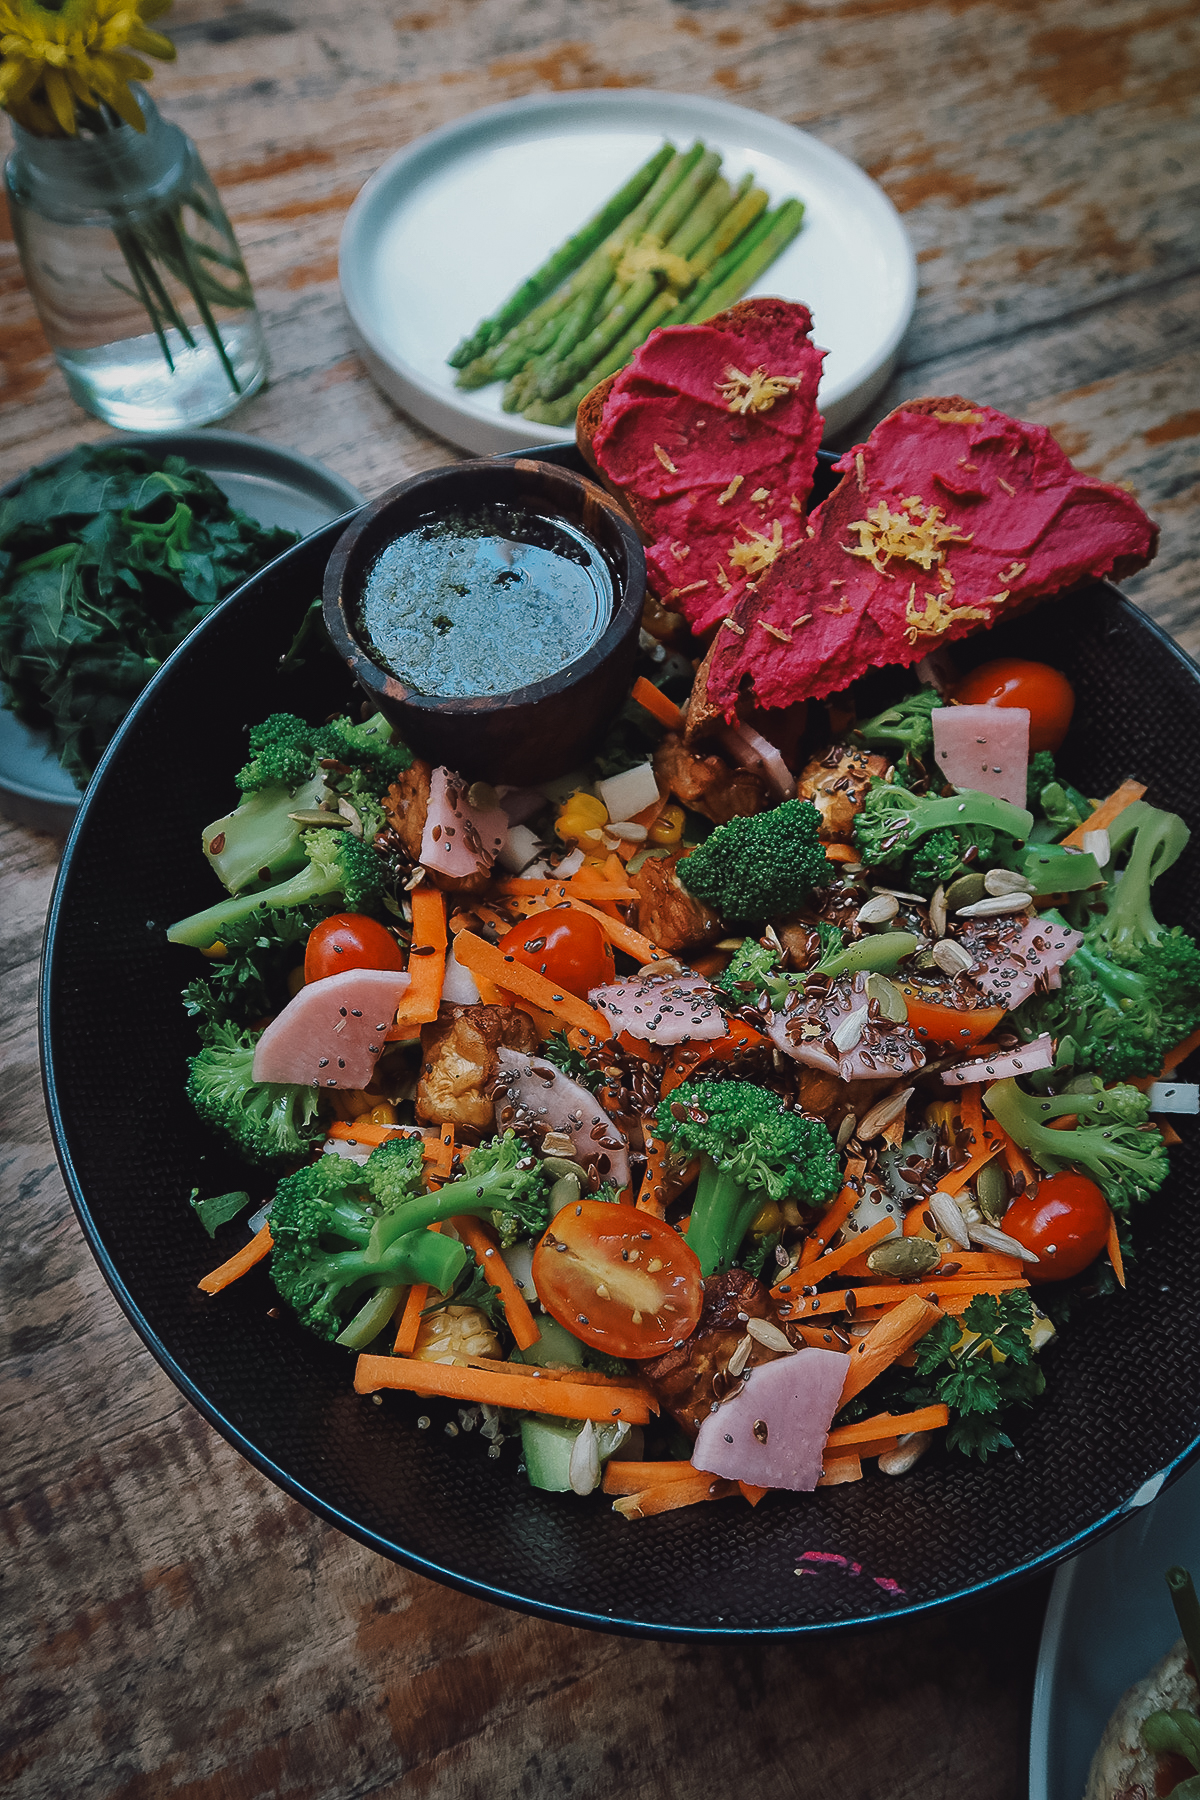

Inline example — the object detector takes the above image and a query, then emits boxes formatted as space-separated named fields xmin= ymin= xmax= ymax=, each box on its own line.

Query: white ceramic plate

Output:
xmin=1030 ymin=1458 xmax=1200 ymax=1800
xmin=340 ymin=90 xmax=916 ymax=455
xmin=0 ymin=431 xmax=362 ymax=835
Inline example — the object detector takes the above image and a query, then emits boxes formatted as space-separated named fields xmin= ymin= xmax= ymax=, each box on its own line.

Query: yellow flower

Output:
xmin=0 ymin=0 xmax=175 ymax=137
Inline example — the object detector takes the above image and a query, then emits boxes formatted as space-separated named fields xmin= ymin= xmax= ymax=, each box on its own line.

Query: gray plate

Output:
xmin=0 ymin=430 xmax=364 ymax=835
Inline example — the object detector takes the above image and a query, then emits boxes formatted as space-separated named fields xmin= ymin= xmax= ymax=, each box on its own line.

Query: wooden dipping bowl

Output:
xmin=322 ymin=457 xmax=645 ymax=784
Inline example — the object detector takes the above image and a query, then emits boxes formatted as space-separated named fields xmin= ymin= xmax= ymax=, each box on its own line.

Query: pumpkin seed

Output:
xmin=467 ymin=781 xmax=499 ymax=812
xmin=543 ymin=1156 xmax=589 ymax=1183
xmin=866 ymin=972 xmax=909 ymax=1022
xmin=866 ymin=1235 xmax=940 ymax=1278
xmin=975 ymin=1158 xmax=1010 ymax=1223
xmin=945 ymin=872 xmax=986 ymax=912
xmin=548 ymin=1174 xmax=583 ymax=1212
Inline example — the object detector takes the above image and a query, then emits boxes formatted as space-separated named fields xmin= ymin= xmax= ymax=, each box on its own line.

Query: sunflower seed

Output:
xmin=968 ymin=1221 xmax=1039 ymax=1262
xmin=929 ymin=885 xmax=948 ymax=938
xmin=288 ymin=809 xmax=349 ymax=828
xmin=879 ymin=1431 xmax=932 ymax=1476
xmin=856 ymin=1086 xmax=914 ymax=1141
xmin=955 ymin=893 xmax=1034 ymax=917
xmin=871 ymin=886 xmax=925 ymax=902
xmin=984 ymin=867 xmax=1035 ymax=896
xmin=746 ymin=1317 xmax=796 ymax=1354
xmin=833 ymin=1005 xmax=870 ymax=1052
xmin=1082 ymin=828 xmax=1111 ymax=867
xmin=637 ymin=956 xmax=682 ymax=978
xmin=611 ymin=821 xmax=647 ymax=841
xmin=337 ymin=798 xmax=365 ymax=838
xmin=568 ymin=1419 xmax=601 ymax=1495
xmin=928 ymin=1189 xmax=972 ymax=1249
xmin=856 ymin=893 xmax=899 ymax=926
xmin=727 ymin=1333 xmax=754 ymax=1378
xmin=931 ymin=938 xmax=975 ymax=976
xmin=835 ymin=1114 xmax=858 ymax=1151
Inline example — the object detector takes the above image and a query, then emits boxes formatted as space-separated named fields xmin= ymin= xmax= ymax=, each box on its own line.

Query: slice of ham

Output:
xmin=952 ymin=914 xmax=1083 ymax=1010
xmin=766 ymin=971 xmax=926 ymax=1082
xmin=251 ymin=968 xmax=410 ymax=1089
xmin=691 ymin=1346 xmax=849 ymax=1491
xmin=931 ymin=704 xmax=1030 ymax=808
xmin=493 ymin=1048 xmax=630 ymax=1187
xmin=942 ymin=1033 xmax=1056 ymax=1085
xmin=420 ymin=766 xmax=509 ymax=881
xmin=588 ymin=972 xmax=727 ymax=1046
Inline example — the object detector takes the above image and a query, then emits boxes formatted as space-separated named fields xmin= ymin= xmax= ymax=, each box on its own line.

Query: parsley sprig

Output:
xmin=909 ymin=1291 xmax=1046 ymax=1460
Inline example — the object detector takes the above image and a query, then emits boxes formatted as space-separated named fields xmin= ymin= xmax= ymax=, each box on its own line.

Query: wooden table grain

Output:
xmin=2 ymin=1 xmax=1197 ymax=1794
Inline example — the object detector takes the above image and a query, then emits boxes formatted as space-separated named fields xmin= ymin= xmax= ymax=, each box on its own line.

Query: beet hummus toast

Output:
xmin=172 ymin=298 xmax=1193 ymax=1524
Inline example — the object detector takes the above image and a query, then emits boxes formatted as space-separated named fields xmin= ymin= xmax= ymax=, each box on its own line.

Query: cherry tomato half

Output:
xmin=496 ymin=909 xmax=615 ymax=1000
xmin=532 ymin=1198 xmax=703 ymax=1359
xmin=305 ymin=912 xmax=406 ymax=983
xmin=898 ymin=983 xmax=1007 ymax=1045
xmin=1000 ymin=1171 xmax=1111 ymax=1283
xmin=951 ymin=658 xmax=1075 ymax=753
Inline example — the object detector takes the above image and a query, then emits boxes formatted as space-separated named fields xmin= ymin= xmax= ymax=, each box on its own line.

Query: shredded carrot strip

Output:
xmin=492 ymin=874 xmax=637 ymax=902
xmin=1162 ymin=1026 xmax=1200 ymax=1074
xmin=1106 ymin=1214 xmax=1126 ymax=1289
xmin=823 ymin=842 xmax=860 ymax=863
xmin=564 ymin=896 xmax=666 ymax=966
xmin=390 ymin=886 xmax=446 ymax=1029
xmin=353 ymin=1355 xmax=653 ymax=1422
xmin=818 ymin=1455 xmax=862 ymax=1485
xmin=791 ymin=1323 xmax=850 ymax=1350
xmin=995 ymin=1126 xmax=1038 ymax=1189
xmin=825 ymin=1405 xmax=949 ymax=1449
xmin=631 ymin=676 xmax=684 ymax=732
xmin=327 ymin=1121 xmax=436 ymax=1151
xmin=615 ymin=794 xmax=670 ymax=860
xmin=603 ymin=1460 xmax=696 ymax=1494
xmin=612 ymin=1475 xmax=738 ymax=1518
xmin=836 ymin=1293 xmax=944 ymax=1405
xmin=392 ymin=1221 xmax=442 ymax=1356
xmin=458 ymin=1358 xmax=655 ymax=1399
xmin=198 ymin=1222 xmax=273 ymax=1295
xmin=789 ymin=1216 xmax=896 ymax=1289
xmin=799 ymin=1178 xmax=864 ymax=1266
xmin=1059 ymin=778 xmax=1147 ymax=848
xmin=452 ymin=1216 xmax=541 ymax=1351
xmin=940 ymin=1087 xmax=1004 ymax=1195
xmin=779 ymin=1277 xmax=1026 ymax=1320
xmin=453 ymin=931 xmax=612 ymax=1036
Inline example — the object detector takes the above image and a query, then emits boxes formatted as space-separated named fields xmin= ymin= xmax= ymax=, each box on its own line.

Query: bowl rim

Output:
xmin=37 ymin=496 xmax=1200 ymax=1640
xmin=322 ymin=455 xmax=645 ymax=720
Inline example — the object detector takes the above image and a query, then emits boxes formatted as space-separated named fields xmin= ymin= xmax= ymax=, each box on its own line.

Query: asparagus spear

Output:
xmin=535 ymin=148 xmax=726 ymax=401
xmin=674 ymin=203 xmax=780 ymax=324
xmin=688 ymin=197 xmax=805 ymax=321
xmin=454 ymin=143 xmax=702 ymax=389
xmin=447 ymin=141 xmax=675 ymax=367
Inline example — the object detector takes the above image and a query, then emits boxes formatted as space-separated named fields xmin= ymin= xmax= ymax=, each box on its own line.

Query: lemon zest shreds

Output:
xmin=932 ymin=408 xmax=983 ymax=424
xmin=903 ymin=581 xmax=992 ymax=645
xmin=728 ymin=518 xmax=784 ymax=578
xmin=716 ymin=475 xmax=743 ymax=506
xmin=0 ymin=0 xmax=176 ymax=136
xmin=842 ymin=496 xmax=973 ymax=578
xmin=617 ymin=235 xmax=694 ymax=290
xmin=717 ymin=364 xmax=806 ymax=416
xmin=653 ymin=443 xmax=678 ymax=474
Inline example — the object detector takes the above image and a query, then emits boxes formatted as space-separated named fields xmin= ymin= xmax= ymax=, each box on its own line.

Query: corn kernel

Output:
xmin=750 ymin=1200 xmax=784 ymax=1237
xmin=556 ymin=791 xmax=608 ymax=842
xmin=649 ymin=804 xmax=686 ymax=846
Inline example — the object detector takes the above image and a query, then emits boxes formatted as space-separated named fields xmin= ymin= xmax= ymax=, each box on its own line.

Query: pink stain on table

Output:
xmin=794 ymin=1550 xmax=906 ymax=1599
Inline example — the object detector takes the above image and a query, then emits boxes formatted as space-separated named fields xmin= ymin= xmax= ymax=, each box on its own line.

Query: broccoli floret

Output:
xmin=267 ymin=1153 xmax=467 ymax=1342
xmin=855 ymin=688 xmax=942 ymax=760
xmin=182 ymin=902 xmax=333 ymax=1034
xmin=1025 ymin=750 xmax=1091 ymax=834
xmin=360 ymin=1131 xmax=427 ymax=1211
xmin=853 ymin=781 xmax=1031 ymax=894
xmin=185 ymin=1020 xmax=325 ymax=1165
xmin=167 ymin=826 xmax=385 ymax=948
xmin=677 ymin=799 xmax=830 ymax=926
xmin=717 ymin=926 xmax=919 ymax=1009
xmin=654 ymin=1079 xmax=840 ymax=1274
xmin=984 ymin=1075 xmax=1169 ymax=1217
xmin=236 ymin=710 xmax=409 ymax=795
xmin=1013 ymin=802 xmax=1200 ymax=1080
xmin=202 ymin=770 xmax=329 ymax=896
xmin=359 ymin=1130 xmax=553 ymax=1255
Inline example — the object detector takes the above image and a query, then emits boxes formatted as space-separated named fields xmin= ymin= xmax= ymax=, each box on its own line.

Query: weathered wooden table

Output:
xmin=2 ymin=1 xmax=1197 ymax=1793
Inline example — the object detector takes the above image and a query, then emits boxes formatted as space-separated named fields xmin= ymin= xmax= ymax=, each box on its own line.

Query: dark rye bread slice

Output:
xmin=700 ymin=392 xmax=1159 ymax=717
xmin=574 ymin=298 xmax=826 ymax=631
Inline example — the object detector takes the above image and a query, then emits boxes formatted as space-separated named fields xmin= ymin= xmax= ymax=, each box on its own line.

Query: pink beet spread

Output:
xmin=251 ymin=968 xmax=411 ymax=1090
xmin=705 ymin=399 xmax=1159 ymax=714
xmin=691 ymin=1347 xmax=848 ymax=1491
xmin=590 ymin=299 xmax=825 ymax=632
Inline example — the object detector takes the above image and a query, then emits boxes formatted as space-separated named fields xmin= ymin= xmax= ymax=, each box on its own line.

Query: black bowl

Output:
xmin=322 ymin=457 xmax=645 ymax=785
xmin=40 ymin=447 xmax=1200 ymax=1638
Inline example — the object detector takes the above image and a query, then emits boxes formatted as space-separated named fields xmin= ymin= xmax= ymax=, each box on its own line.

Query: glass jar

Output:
xmin=5 ymin=90 xmax=267 ymax=430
